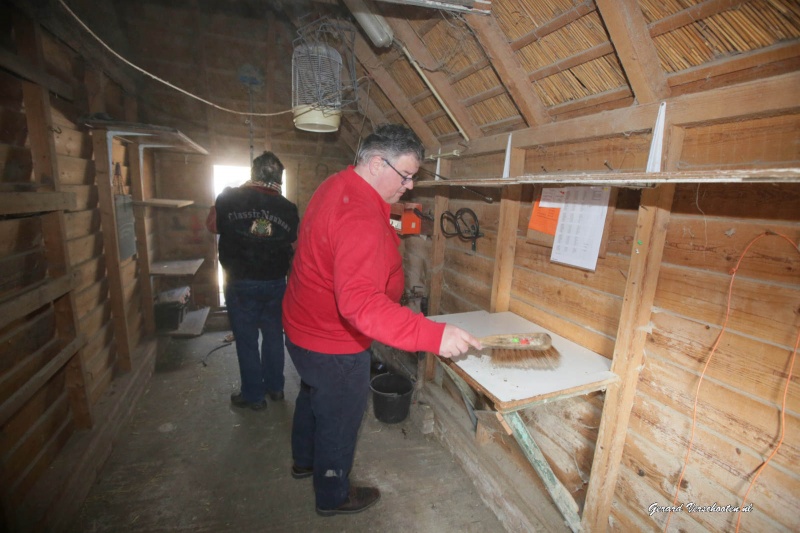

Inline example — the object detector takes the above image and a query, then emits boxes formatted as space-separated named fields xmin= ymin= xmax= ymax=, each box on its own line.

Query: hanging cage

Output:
xmin=291 ymin=17 xmax=359 ymax=133
xmin=292 ymin=43 xmax=342 ymax=132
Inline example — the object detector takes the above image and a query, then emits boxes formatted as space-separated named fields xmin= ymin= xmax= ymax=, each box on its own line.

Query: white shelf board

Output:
xmin=428 ymin=310 xmax=616 ymax=409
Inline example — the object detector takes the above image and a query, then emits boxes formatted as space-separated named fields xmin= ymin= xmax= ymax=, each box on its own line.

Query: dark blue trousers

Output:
xmin=225 ymin=278 xmax=286 ymax=403
xmin=285 ymin=337 xmax=371 ymax=509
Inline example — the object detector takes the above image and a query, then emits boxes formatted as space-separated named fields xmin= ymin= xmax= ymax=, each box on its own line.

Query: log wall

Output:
xmin=407 ymin=106 xmax=799 ymax=531
xmin=0 ymin=9 xmax=157 ymax=532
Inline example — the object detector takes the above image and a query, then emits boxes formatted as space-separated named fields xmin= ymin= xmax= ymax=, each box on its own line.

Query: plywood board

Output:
xmin=427 ymin=311 xmax=616 ymax=410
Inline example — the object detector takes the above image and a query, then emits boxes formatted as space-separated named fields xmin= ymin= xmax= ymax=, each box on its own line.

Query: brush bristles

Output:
xmin=489 ymin=346 xmax=561 ymax=370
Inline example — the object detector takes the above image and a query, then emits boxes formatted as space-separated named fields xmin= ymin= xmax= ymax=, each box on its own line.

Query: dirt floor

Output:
xmin=70 ymin=333 xmax=506 ymax=533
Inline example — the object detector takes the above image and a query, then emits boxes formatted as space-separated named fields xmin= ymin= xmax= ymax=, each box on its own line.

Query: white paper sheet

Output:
xmin=539 ymin=187 xmax=568 ymax=208
xmin=549 ymin=186 xmax=611 ymax=271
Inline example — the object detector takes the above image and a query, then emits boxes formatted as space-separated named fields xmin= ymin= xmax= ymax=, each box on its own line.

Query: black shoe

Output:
xmin=316 ymin=486 xmax=381 ymax=516
xmin=268 ymin=391 xmax=285 ymax=401
xmin=291 ymin=464 xmax=313 ymax=479
xmin=230 ymin=393 xmax=267 ymax=411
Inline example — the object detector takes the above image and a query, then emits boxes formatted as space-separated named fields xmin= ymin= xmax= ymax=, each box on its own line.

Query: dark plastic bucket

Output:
xmin=370 ymin=373 xmax=413 ymax=424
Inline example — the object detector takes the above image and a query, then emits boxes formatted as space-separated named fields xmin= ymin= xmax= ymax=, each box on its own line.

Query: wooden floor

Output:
xmin=70 ymin=333 xmax=505 ymax=532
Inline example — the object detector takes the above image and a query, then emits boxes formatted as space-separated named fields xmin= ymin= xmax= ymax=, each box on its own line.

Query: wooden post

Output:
xmin=129 ymin=143 xmax=156 ymax=335
xmin=491 ymin=146 xmax=524 ymax=312
xmin=15 ymin=13 xmax=93 ymax=428
xmin=425 ymin=157 xmax=451 ymax=381
xmin=581 ymin=126 xmax=684 ymax=531
xmin=89 ymin=119 xmax=134 ymax=371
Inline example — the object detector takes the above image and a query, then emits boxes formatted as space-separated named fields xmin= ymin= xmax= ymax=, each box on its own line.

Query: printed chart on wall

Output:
xmin=549 ymin=186 xmax=611 ymax=271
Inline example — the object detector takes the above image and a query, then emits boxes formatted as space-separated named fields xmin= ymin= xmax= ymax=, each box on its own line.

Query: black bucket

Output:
xmin=370 ymin=373 xmax=413 ymax=424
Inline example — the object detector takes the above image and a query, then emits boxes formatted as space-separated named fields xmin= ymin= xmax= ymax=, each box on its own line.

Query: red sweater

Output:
xmin=282 ymin=166 xmax=444 ymax=355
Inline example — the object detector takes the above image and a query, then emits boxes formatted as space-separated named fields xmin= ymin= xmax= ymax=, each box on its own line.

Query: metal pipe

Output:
xmin=400 ymin=44 xmax=469 ymax=143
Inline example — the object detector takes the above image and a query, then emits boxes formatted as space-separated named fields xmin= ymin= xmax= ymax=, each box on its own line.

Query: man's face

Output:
xmin=376 ymin=154 xmax=419 ymax=204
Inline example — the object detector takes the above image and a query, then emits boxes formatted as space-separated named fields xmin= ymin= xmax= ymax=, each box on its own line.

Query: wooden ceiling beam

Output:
xmin=510 ymin=0 xmax=596 ymax=51
xmin=667 ymin=40 xmax=800 ymax=88
xmin=417 ymin=18 xmax=441 ymax=37
xmin=595 ymin=0 xmax=670 ymax=104
xmin=357 ymin=83 xmax=389 ymax=126
xmin=548 ymin=86 xmax=632 ymax=116
xmin=385 ymin=16 xmax=483 ymax=140
xmin=466 ymin=13 xmax=551 ymax=126
xmin=449 ymin=58 xmax=490 ymax=83
xmin=353 ymin=33 xmax=441 ymax=150
xmin=446 ymin=70 xmax=800 ymax=156
xmin=648 ymin=0 xmax=750 ymax=37
xmin=529 ymin=42 xmax=613 ymax=81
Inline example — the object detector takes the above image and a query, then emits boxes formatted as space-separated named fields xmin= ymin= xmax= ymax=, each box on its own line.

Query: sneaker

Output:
xmin=316 ymin=486 xmax=381 ymax=516
xmin=268 ymin=391 xmax=285 ymax=401
xmin=230 ymin=393 xmax=267 ymax=411
xmin=291 ymin=464 xmax=313 ymax=479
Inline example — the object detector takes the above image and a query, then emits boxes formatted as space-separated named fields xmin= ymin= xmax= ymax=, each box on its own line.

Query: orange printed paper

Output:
xmin=528 ymin=198 xmax=560 ymax=235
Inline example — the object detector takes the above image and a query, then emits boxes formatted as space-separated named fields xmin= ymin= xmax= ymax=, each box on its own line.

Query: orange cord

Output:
xmin=664 ymin=231 xmax=800 ymax=532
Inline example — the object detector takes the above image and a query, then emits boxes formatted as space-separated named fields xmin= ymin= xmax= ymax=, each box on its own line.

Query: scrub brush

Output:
xmin=479 ymin=333 xmax=560 ymax=370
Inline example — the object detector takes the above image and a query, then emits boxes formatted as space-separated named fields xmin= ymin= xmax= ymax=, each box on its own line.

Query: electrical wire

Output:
xmin=664 ymin=231 xmax=799 ymax=533
xmin=201 ymin=341 xmax=233 ymax=367
xmin=58 ymin=0 xmax=295 ymax=118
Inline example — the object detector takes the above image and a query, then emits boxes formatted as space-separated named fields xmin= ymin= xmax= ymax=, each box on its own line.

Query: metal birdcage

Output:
xmin=291 ymin=17 xmax=358 ymax=133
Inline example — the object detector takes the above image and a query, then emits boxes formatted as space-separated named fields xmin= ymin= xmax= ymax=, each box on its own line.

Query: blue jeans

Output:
xmin=224 ymin=278 xmax=286 ymax=403
xmin=285 ymin=337 xmax=371 ymax=509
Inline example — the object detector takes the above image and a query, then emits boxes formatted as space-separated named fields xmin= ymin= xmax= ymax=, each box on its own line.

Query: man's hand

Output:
xmin=437 ymin=323 xmax=482 ymax=358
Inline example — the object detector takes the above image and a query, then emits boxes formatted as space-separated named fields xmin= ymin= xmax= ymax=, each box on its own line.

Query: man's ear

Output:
xmin=369 ymin=155 xmax=382 ymax=176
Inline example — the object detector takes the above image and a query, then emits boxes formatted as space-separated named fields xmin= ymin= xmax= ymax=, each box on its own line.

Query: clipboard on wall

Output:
xmin=526 ymin=185 xmax=618 ymax=259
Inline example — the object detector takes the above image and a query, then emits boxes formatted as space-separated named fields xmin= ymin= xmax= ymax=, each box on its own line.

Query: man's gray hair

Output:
xmin=356 ymin=124 xmax=424 ymax=165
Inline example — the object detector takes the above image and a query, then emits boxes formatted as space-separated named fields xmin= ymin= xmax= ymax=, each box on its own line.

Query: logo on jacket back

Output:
xmin=250 ymin=218 xmax=273 ymax=237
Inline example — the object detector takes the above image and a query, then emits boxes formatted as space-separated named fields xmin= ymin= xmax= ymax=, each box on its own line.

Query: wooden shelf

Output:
xmin=82 ymin=120 xmax=208 ymax=155
xmin=150 ymin=259 xmax=204 ymax=277
xmin=132 ymin=199 xmax=194 ymax=208
xmin=414 ymin=167 xmax=800 ymax=189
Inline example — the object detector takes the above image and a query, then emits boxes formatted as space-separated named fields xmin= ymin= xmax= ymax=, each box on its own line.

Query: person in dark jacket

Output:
xmin=207 ymin=151 xmax=299 ymax=410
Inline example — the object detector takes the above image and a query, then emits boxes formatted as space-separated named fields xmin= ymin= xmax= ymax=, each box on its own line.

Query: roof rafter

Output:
xmin=385 ymin=16 xmax=483 ymax=140
xmin=353 ymin=33 xmax=441 ymax=150
xmin=509 ymin=0 xmax=596 ymax=51
xmin=595 ymin=0 xmax=670 ymax=103
xmin=466 ymin=12 xmax=551 ymax=127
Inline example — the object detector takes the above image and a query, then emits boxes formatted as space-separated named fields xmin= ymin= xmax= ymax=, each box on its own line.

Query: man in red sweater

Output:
xmin=282 ymin=124 xmax=481 ymax=516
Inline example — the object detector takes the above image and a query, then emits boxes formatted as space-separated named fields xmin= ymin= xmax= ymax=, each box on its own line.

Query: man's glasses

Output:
xmin=382 ymin=158 xmax=417 ymax=185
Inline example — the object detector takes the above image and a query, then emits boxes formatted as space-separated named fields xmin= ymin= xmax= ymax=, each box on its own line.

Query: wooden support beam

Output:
xmin=0 ymin=334 xmax=87 ymax=427
xmin=0 ymin=46 xmax=74 ymax=100
xmin=529 ymin=42 xmax=613 ymax=82
xmin=509 ymin=0 xmax=596 ymax=51
xmin=504 ymin=411 xmax=582 ymax=533
xmin=595 ymin=0 xmax=670 ymax=104
xmin=445 ymin=71 xmax=800 ymax=157
xmin=648 ymin=0 xmax=750 ymax=37
xmin=386 ymin=17 xmax=483 ymax=141
xmin=426 ymin=176 xmax=450 ymax=381
xmin=129 ymin=143 xmax=156 ymax=335
xmin=90 ymin=126 xmax=134 ymax=372
xmin=466 ymin=13 xmax=552 ymax=127
xmin=581 ymin=121 xmax=685 ymax=532
xmin=667 ymin=40 xmax=800 ymax=89
xmin=0 ymin=274 xmax=79 ymax=331
xmin=353 ymin=33 xmax=440 ymax=150
xmin=15 ymin=11 xmax=92 ymax=429
xmin=490 ymin=183 xmax=521 ymax=313
xmin=357 ymin=84 xmax=389 ymax=126
xmin=581 ymin=183 xmax=677 ymax=532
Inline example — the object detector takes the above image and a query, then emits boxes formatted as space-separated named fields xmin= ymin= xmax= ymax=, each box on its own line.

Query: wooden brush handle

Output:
xmin=478 ymin=333 xmax=552 ymax=350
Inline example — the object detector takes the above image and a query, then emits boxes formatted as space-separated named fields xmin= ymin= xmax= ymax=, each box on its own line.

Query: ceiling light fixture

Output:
xmin=342 ymin=0 xmax=394 ymax=48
